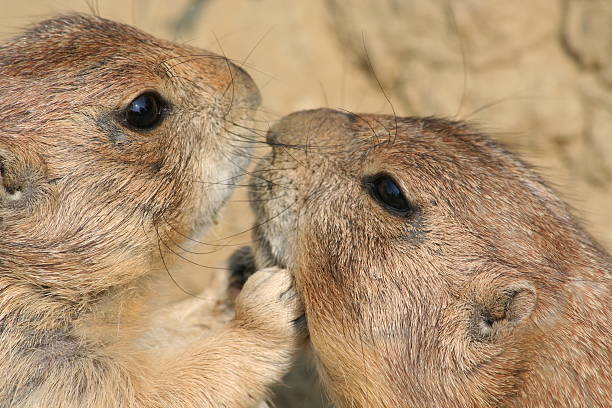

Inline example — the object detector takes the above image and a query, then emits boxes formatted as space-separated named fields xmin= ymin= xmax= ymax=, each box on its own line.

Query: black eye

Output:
xmin=125 ymin=92 xmax=163 ymax=130
xmin=365 ymin=174 xmax=413 ymax=215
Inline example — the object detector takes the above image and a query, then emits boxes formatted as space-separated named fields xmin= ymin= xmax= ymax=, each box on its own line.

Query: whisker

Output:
xmin=444 ymin=0 xmax=469 ymax=120
xmin=160 ymin=225 xmax=239 ymax=256
xmin=158 ymin=227 xmax=232 ymax=271
xmin=161 ymin=213 xmax=243 ymax=248
xmin=241 ymin=27 xmax=273 ymax=68
xmin=154 ymin=222 xmax=207 ymax=298
xmin=361 ymin=33 xmax=399 ymax=144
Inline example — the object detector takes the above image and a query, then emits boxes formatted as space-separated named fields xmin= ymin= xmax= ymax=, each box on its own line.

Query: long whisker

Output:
xmin=444 ymin=0 xmax=469 ymax=120
xmin=361 ymin=33 xmax=399 ymax=144
xmin=154 ymin=222 xmax=208 ymax=298
xmin=158 ymin=226 xmax=232 ymax=271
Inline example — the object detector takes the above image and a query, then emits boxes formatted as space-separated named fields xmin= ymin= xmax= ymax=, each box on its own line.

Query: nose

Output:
xmin=195 ymin=53 xmax=261 ymax=110
xmin=265 ymin=108 xmax=346 ymax=146
xmin=229 ymin=62 xmax=261 ymax=109
xmin=265 ymin=128 xmax=281 ymax=145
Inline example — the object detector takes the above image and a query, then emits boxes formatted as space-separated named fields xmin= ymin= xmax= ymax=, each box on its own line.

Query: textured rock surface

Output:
xmin=1 ymin=1 xmax=610 ymax=406
xmin=325 ymin=0 xmax=612 ymax=248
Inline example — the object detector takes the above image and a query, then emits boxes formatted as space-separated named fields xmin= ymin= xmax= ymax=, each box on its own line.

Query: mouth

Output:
xmin=247 ymin=144 xmax=297 ymax=271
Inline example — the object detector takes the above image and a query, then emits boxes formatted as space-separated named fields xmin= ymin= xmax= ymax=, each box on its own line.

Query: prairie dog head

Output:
xmin=250 ymin=108 xmax=610 ymax=407
xmin=0 ymin=15 xmax=260 ymax=303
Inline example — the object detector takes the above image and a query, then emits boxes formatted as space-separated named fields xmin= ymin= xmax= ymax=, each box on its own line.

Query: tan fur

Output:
xmin=0 ymin=15 xmax=303 ymax=407
xmin=250 ymin=108 xmax=611 ymax=407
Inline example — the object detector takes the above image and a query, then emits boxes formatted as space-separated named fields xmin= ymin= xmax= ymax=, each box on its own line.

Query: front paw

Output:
xmin=234 ymin=268 xmax=305 ymax=342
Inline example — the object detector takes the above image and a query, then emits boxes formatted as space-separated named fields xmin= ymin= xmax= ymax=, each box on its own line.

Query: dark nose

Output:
xmin=266 ymin=129 xmax=281 ymax=145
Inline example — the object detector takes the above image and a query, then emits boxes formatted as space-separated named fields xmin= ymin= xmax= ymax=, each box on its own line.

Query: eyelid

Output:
xmin=118 ymin=88 xmax=161 ymax=109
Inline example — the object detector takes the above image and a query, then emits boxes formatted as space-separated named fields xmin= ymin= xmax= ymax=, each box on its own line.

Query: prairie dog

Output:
xmin=0 ymin=14 xmax=303 ymax=407
xmin=250 ymin=108 xmax=611 ymax=407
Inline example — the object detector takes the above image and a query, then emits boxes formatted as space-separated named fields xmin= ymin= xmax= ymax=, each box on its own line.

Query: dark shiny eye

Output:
xmin=365 ymin=174 xmax=413 ymax=215
xmin=125 ymin=92 xmax=163 ymax=130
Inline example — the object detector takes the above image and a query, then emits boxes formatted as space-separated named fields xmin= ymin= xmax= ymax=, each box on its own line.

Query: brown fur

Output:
xmin=250 ymin=108 xmax=611 ymax=407
xmin=0 ymin=15 xmax=303 ymax=407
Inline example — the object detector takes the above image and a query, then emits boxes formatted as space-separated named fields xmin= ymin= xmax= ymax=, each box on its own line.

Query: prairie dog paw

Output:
xmin=234 ymin=268 xmax=305 ymax=340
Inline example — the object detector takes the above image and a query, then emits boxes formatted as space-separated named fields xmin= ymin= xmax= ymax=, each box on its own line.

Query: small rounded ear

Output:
xmin=0 ymin=153 xmax=24 ymax=202
xmin=0 ymin=147 xmax=44 ymax=209
xmin=470 ymin=281 xmax=537 ymax=342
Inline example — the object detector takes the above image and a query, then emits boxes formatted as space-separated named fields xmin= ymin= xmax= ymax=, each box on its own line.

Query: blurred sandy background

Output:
xmin=1 ymin=1 xmax=611 ymax=406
